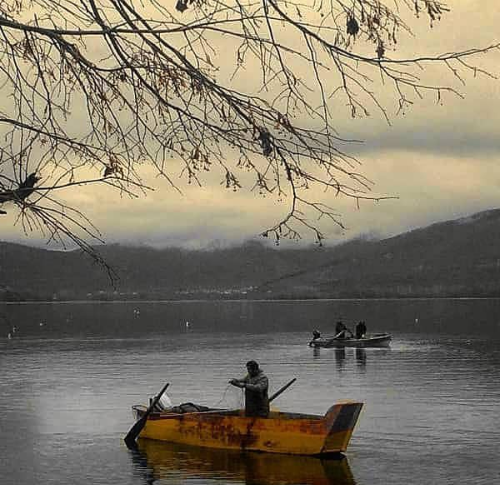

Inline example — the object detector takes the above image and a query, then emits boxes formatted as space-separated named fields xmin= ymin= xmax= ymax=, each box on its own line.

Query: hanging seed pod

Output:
xmin=257 ymin=129 xmax=273 ymax=157
xmin=346 ymin=16 xmax=359 ymax=36
xmin=376 ymin=41 xmax=385 ymax=59
xmin=175 ymin=0 xmax=188 ymax=12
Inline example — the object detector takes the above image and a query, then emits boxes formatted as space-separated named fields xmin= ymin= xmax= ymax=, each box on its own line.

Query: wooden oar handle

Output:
xmin=145 ymin=382 xmax=170 ymax=417
xmin=124 ymin=382 xmax=170 ymax=446
xmin=269 ymin=378 xmax=297 ymax=403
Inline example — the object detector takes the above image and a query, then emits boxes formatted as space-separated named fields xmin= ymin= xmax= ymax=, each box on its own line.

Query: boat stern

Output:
xmin=320 ymin=401 xmax=363 ymax=454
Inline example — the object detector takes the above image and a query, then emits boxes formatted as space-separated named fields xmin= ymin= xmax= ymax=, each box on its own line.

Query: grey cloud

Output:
xmin=351 ymin=126 xmax=500 ymax=157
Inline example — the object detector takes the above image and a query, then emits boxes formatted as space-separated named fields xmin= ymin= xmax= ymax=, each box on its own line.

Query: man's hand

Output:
xmin=229 ymin=379 xmax=244 ymax=388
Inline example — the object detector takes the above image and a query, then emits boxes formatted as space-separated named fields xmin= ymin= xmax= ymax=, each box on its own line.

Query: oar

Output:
xmin=269 ymin=378 xmax=297 ymax=403
xmin=124 ymin=382 xmax=169 ymax=446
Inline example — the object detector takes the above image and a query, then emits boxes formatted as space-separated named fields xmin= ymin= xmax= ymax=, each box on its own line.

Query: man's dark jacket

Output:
xmin=242 ymin=370 xmax=269 ymax=417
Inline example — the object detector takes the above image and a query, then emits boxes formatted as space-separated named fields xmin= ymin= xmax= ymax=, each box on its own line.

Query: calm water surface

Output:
xmin=1 ymin=299 xmax=499 ymax=485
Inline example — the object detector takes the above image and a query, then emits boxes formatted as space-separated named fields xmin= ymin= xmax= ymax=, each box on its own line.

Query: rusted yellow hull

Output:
xmin=134 ymin=402 xmax=363 ymax=456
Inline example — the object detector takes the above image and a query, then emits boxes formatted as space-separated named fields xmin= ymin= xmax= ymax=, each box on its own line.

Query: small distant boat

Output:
xmin=309 ymin=333 xmax=392 ymax=348
xmin=131 ymin=401 xmax=363 ymax=456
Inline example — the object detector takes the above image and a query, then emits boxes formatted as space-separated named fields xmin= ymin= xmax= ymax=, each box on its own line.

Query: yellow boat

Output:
xmin=131 ymin=401 xmax=363 ymax=456
xmin=130 ymin=439 xmax=356 ymax=485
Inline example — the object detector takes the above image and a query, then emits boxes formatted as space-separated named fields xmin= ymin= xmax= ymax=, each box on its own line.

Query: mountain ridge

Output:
xmin=2 ymin=208 xmax=500 ymax=300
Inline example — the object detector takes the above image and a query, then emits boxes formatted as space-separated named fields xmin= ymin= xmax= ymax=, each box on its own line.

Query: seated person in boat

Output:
xmin=229 ymin=360 xmax=270 ymax=418
xmin=308 ymin=329 xmax=322 ymax=347
xmin=355 ymin=321 xmax=367 ymax=339
xmin=335 ymin=321 xmax=353 ymax=339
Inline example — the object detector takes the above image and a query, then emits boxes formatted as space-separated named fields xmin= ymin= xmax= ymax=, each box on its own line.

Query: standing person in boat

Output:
xmin=229 ymin=360 xmax=270 ymax=417
xmin=335 ymin=320 xmax=353 ymax=339
xmin=355 ymin=321 xmax=367 ymax=339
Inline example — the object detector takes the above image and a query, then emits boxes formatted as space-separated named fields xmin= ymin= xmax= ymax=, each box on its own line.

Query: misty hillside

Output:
xmin=264 ymin=209 xmax=500 ymax=298
xmin=2 ymin=208 xmax=500 ymax=300
xmin=0 ymin=240 xmax=331 ymax=300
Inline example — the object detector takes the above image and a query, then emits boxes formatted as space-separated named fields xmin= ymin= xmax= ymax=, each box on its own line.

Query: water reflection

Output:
xmin=312 ymin=345 xmax=394 ymax=373
xmin=355 ymin=348 xmax=367 ymax=370
xmin=335 ymin=348 xmax=346 ymax=371
xmin=129 ymin=439 xmax=356 ymax=485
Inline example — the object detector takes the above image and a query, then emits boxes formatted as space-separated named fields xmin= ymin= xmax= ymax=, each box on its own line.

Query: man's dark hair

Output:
xmin=246 ymin=360 xmax=259 ymax=369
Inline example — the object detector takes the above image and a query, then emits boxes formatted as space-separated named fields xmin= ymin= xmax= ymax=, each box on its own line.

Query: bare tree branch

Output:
xmin=0 ymin=0 xmax=498 ymax=263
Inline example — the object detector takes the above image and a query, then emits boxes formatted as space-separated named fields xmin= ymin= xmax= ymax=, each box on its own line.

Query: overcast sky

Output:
xmin=2 ymin=1 xmax=500 ymax=250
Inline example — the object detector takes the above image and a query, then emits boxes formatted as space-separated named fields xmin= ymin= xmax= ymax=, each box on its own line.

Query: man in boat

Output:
xmin=308 ymin=329 xmax=322 ymax=347
xmin=229 ymin=360 xmax=270 ymax=418
xmin=335 ymin=320 xmax=353 ymax=339
xmin=355 ymin=321 xmax=367 ymax=339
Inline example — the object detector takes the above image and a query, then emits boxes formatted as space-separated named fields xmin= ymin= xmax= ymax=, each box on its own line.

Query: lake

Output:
xmin=1 ymin=299 xmax=499 ymax=484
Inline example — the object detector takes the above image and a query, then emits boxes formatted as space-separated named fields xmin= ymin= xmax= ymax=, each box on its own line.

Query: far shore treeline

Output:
xmin=2 ymin=209 xmax=500 ymax=302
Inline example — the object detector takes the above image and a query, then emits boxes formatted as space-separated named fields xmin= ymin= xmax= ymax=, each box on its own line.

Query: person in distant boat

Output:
xmin=355 ymin=321 xmax=367 ymax=339
xmin=335 ymin=321 xmax=353 ymax=339
xmin=229 ymin=360 xmax=270 ymax=417
xmin=309 ymin=329 xmax=322 ymax=347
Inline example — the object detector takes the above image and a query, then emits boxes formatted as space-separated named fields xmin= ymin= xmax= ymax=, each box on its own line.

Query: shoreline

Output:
xmin=2 ymin=296 xmax=500 ymax=305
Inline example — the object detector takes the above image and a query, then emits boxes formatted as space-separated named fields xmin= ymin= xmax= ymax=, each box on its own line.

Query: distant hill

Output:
xmin=0 ymin=239 xmax=330 ymax=300
xmin=263 ymin=209 xmax=500 ymax=298
xmin=2 ymin=208 xmax=500 ymax=300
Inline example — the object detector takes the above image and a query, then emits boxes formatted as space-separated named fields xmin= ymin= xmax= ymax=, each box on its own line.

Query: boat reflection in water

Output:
xmin=335 ymin=348 xmax=346 ymax=371
xmin=129 ymin=439 xmax=356 ymax=485
xmin=315 ymin=346 xmax=391 ymax=373
xmin=355 ymin=348 xmax=367 ymax=369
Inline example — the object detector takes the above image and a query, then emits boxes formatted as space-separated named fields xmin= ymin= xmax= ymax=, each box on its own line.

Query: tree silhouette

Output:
xmin=0 ymin=0 xmax=498 ymax=264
